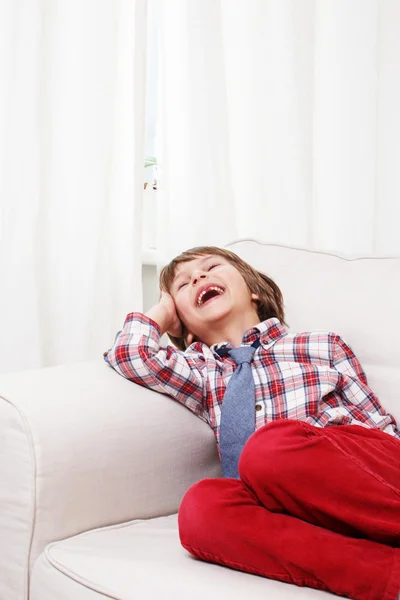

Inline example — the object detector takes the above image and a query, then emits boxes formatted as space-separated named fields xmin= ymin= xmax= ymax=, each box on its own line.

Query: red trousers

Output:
xmin=178 ymin=420 xmax=400 ymax=600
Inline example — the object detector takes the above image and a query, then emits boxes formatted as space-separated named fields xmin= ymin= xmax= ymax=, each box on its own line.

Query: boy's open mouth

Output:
xmin=196 ymin=285 xmax=225 ymax=308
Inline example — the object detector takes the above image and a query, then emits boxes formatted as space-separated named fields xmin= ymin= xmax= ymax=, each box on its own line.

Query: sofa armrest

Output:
xmin=0 ymin=359 xmax=221 ymax=600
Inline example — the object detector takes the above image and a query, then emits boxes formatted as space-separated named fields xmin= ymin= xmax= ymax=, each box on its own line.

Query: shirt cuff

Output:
xmin=123 ymin=312 xmax=162 ymax=338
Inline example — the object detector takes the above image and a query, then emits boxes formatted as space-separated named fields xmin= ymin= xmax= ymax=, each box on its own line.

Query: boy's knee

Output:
xmin=239 ymin=419 xmax=312 ymax=486
xmin=178 ymin=479 xmax=221 ymax=550
xmin=178 ymin=477 xmax=244 ymax=554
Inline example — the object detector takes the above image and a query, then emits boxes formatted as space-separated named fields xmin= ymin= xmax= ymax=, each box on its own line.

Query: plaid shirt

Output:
xmin=103 ymin=313 xmax=400 ymax=454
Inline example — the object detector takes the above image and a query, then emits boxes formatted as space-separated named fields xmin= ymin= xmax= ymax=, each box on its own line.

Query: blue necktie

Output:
xmin=216 ymin=338 xmax=260 ymax=479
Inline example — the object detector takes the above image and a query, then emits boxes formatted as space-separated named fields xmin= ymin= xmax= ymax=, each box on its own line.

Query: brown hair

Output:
xmin=159 ymin=246 xmax=287 ymax=350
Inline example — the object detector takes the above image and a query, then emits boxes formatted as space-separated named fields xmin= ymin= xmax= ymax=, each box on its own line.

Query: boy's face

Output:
xmin=170 ymin=254 xmax=259 ymax=344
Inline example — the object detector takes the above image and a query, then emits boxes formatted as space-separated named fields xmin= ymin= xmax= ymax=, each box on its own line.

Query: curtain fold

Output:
xmin=156 ymin=0 xmax=400 ymax=264
xmin=0 ymin=0 xmax=147 ymax=374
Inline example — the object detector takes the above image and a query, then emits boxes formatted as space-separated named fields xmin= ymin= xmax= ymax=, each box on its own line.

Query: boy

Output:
xmin=104 ymin=246 xmax=400 ymax=600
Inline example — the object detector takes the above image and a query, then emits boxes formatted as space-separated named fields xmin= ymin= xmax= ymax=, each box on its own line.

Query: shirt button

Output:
xmin=255 ymin=404 xmax=262 ymax=411
xmin=103 ymin=351 xmax=108 ymax=357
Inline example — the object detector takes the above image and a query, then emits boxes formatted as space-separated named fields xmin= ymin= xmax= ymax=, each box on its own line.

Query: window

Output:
xmin=143 ymin=2 xmax=161 ymax=263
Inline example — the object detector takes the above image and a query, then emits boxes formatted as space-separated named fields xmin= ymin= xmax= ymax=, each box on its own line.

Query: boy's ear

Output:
xmin=181 ymin=322 xmax=196 ymax=346
xmin=186 ymin=332 xmax=195 ymax=346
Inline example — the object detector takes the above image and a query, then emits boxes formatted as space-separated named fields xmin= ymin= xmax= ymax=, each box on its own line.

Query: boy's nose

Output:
xmin=192 ymin=273 xmax=207 ymax=285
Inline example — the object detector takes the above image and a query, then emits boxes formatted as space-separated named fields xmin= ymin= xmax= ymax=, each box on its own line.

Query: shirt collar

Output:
xmin=210 ymin=317 xmax=288 ymax=355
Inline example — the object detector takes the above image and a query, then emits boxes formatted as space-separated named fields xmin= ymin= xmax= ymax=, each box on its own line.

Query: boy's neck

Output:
xmin=202 ymin=312 xmax=261 ymax=348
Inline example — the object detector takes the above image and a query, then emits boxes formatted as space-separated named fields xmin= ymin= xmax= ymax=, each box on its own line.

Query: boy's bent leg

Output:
xmin=178 ymin=478 xmax=400 ymax=600
xmin=239 ymin=420 xmax=400 ymax=545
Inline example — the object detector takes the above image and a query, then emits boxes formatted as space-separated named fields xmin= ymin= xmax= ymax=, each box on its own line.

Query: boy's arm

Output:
xmin=330 ymin=334 xmax=369 ymax=385
xmin=103 ymin=312 xmax=207 ymax=421
xmin=330 ymin=334 xmax=398 ymax=431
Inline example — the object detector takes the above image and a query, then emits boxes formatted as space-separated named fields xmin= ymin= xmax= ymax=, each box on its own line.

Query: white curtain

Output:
xmin=155 ymin=0 xmax=400 ymax=263
xmin=0 ymin=0 xmax=147 ymax=374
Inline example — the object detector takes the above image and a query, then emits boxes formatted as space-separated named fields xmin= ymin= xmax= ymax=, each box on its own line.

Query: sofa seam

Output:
xmin=225 ymin=238 xmax=400 ymax=261
xmin=44 ymin=511 xmax=178 ymax=550
xmin=0 ymin=395 xmax=38 ymax=600
xmin=42 ymin=548 xmax=119 ymax=600
xmin=42 ymin=514 xmax=179 ymax=600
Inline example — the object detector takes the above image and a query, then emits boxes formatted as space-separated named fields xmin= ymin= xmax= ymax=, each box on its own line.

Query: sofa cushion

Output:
xmin=30 ymin=514 xmax=333 ymax=600
xmin=227 ymin=241 xmax=400 ymax=423
xmin=0 ymin=359 xmax=222 ymax=600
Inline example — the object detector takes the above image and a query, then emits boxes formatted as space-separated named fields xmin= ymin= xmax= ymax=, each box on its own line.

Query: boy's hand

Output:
xmin=145 ymin=291 xmax=195 ymax=345
xmin=159 ymin=291 xmax=183 ymax=337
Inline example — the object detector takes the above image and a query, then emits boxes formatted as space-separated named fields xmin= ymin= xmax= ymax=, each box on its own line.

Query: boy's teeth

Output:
xmin=197 ymin=286 xmax=224 ymax=306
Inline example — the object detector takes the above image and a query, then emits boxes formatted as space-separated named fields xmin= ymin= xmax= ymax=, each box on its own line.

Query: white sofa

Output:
xmin=1 ymin=240 xmax=399 ymax=600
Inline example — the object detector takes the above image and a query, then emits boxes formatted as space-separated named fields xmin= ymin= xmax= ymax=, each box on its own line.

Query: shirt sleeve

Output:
xmin=330 ymin=334 xmax=398 ymax=432
xmin=330 ymin=334 xmax=369 ymax=385
xmin=103 ymin=312 xmax=207 ymax=422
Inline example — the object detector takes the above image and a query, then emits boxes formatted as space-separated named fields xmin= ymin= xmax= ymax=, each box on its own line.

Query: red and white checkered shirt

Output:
xmin=103 ymin=313 xmax=400 ymax=454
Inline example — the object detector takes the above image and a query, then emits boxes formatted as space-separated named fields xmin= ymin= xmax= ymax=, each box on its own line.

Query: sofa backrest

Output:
xmin=227 ymin=240 xmax=400 ymax=423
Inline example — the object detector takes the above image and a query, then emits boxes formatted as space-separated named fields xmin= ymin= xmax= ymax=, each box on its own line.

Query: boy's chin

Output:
xmin=200 ymin=305 xmax=231 ymax=322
